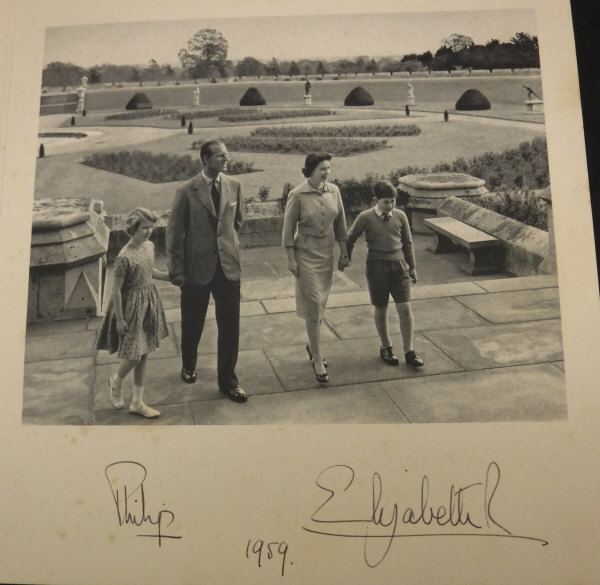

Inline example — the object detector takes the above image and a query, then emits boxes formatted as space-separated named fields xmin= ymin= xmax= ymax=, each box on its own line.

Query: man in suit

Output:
xmin=166 ymin=140 xmax=247 ymax=402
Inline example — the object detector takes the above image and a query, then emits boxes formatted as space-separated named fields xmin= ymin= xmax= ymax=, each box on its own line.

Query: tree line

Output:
xmin=42 ymin=29 xmax=539 ymax=88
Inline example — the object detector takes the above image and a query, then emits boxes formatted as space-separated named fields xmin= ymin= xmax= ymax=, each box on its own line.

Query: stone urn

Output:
xmin=28 ymin=198 xmax=110 ymax=322
xmin=397 ymin=172 xmax=488 ymax=234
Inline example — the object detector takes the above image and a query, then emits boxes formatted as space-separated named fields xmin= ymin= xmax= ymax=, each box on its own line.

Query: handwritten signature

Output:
xmin=303 ymin=462 xmax=547 ymax=567
xmin=105 ymin=461 xmax=182 ymax=546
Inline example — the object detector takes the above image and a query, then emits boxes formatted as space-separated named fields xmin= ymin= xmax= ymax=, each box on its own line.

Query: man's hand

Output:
xmin=409 ymin=268 xmax=417 ymax=284
xmin=287 ymin=258 xmax=299 ymax=277
xmin=171 ymin=275 xmax=186 ymax=287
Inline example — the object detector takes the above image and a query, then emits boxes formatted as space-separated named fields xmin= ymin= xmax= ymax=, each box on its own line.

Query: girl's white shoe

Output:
xmin=108 ymin=377 xmax=124 ymax=409
xmin=129 ymin=401 xmax=160 ymax=418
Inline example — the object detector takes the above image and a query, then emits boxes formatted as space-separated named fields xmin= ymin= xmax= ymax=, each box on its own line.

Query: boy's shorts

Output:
xmin=366 ymin=259 xmax=411 ymax=306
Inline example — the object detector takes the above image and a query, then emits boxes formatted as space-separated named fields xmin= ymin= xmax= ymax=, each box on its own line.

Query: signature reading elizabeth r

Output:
xmin=105 ymin=461 xmax=182 ymax=546
xmin=303 ymin=461 xmax=548 ymax=567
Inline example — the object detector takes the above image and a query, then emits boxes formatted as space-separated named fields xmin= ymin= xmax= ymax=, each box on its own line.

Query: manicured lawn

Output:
xmin=36 ymin=112 xmax=546 ymax=214
xmin=82 ymin=75 xmax=543 ymax=113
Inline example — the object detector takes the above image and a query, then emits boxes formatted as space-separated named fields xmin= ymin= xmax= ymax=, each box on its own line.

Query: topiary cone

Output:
xmin=344 ymin=86 xmax=374 ymax=106
xmin=455 ymin=89 xmax=491 ymax=111
xmin=125 ymin=92 xmax=153 ymax=110
xmin=240 ymin=87 xmax=266 ymax=106
xmin=188 ymin=121 xmax=194 ymax=134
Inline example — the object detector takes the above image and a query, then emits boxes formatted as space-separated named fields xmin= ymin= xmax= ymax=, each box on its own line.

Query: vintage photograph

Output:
xmin=23 ymin=9 xmax=566 ymax=426
xmin=3 ymin=1 xmax=600 ymax=584
xmin=23 ymin=10 xmax=567 ymax=425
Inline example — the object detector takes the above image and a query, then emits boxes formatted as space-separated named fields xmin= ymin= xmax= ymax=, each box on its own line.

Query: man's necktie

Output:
xmin=211 ymin=180 xmax=221 ymax=214
xmin=382 ymin=212 xmax=390 ymax=221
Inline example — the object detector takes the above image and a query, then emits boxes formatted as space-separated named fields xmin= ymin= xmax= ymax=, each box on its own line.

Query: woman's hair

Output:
xmin=125 ymin=207 xmax=158 ymax=236
xmin=302 ymin=152 xmax=332 ymax=178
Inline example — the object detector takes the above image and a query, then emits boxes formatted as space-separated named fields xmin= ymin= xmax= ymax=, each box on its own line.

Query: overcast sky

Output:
xmin=43 ymin=9 xmax=537 ymax=67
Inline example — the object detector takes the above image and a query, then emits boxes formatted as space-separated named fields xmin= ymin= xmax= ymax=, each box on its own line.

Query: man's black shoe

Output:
xmin=181 ymin=367 xmax=197 ymax=383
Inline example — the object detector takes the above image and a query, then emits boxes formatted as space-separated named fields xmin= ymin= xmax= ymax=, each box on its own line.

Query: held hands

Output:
xmin=338 ymin=255 xmax=351 ymax=272
xmin=116 ymin=319 xmax=128 ymax=336
xmin=171 ymin=275 xmax=186 ymax=287
xmin=409 ymin=268 xmax=417 ymax=284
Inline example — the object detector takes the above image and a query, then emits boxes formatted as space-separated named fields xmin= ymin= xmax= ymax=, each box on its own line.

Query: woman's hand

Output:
xmin=338 ymin=254 xmax=351 ymax=271
xmin=287 ymin=258 xmax=299 ymax=277
xmin=116 ymin=319 xmax=128 ymax=336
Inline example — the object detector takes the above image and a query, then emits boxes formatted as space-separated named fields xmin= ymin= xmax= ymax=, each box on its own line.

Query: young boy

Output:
xmin=342 ymin=180 xmax=424 ymax=368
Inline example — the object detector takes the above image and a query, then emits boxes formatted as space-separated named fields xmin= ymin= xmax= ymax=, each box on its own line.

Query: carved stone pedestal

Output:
xmin=28 ymin=198 xmax=110 ymax=322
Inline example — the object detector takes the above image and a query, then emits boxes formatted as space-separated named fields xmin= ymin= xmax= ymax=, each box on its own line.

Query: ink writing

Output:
xmin=303 ymin=462 xmax=547 ymax=567
xmin=246 ymin=538 xmax=290 ymax=576
xmin=105 ymin=461 xmax=182 ymax=546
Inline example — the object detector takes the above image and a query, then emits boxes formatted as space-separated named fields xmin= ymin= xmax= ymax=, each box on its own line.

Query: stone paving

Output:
xmin=22 ymin=237 xmax=566 ymax=426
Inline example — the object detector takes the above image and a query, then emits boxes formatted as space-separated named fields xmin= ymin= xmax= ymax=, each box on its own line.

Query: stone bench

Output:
xmin=424 ymin=216 xmax=502 ymax=275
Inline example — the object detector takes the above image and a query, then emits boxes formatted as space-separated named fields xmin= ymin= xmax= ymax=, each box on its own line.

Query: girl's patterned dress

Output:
xmin=96 ymin=240 xmax=168 ymax=359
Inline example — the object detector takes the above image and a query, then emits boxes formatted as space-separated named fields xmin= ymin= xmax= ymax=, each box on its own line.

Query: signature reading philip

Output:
xmin=303 ymin=461 xmax=547 ymax=567
xmin=105 ymin=461 xmax=182 ymax=546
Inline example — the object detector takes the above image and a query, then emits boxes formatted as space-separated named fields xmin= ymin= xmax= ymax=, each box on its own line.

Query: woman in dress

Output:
xmin=282 ymin=152 xmax=350 ymax=383
xmin=96 ymin=208 xmax=170 ymax=418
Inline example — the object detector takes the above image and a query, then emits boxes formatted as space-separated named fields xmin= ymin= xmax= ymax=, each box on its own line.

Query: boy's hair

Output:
xmin=125 ymin=207 xmax=158 ymax=236
xmin=373 ymin=180 xmax=397 ymax=200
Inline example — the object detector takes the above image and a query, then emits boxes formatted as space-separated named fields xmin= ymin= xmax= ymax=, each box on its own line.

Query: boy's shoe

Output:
xmin=380 ymin=346 xmax=399 ymax=365
xmin=405 ymin=350 xmax=424 ymax=368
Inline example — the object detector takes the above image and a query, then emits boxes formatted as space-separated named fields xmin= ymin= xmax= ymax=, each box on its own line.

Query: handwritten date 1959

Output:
xmin=246 ymin=539 xmax=290 ymax=576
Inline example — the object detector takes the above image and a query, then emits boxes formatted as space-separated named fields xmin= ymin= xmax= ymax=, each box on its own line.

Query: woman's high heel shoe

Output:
xmin=312 ymin=360 xmax=329 ymax=384
xmin=306 ymin=344 xmax=328 ymax=368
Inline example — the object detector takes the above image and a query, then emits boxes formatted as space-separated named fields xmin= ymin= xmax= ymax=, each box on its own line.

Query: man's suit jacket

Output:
xmin=166 ymin=172 xmax=244 ymax=286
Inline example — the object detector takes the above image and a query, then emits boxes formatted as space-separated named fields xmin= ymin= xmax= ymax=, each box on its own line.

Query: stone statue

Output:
xmin=523 ymin=85 xmax=542 ymax=101
xmin=193 ymin=85 xmax=200 ymax=106
xmin=407 ymin=82 xmax=415 ymax=106
xmin=76 ymin=76 xmax=88 ymax=113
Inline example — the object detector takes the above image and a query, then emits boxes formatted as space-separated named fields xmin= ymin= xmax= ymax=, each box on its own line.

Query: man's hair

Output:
xmin=302 ymin=151 xmax=333 ymax=178
xmin=200 ymin=140 xmax=224 ymax=164
xmin=373 ymin=180 xmax=397 ymax=200
xmin=125 ymin=207 xmax=158 ymax=236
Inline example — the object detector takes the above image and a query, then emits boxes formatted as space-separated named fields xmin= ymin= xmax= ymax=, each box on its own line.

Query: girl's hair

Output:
xmin=302 ymin=152 xmax=333 ymax=178
xmin=125 ymin=207 xmax=158 ymax=236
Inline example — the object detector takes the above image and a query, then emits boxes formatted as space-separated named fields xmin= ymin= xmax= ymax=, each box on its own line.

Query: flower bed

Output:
xmin=217 ymin=108 xmax=335 ymax=122
xmin=191 ymin=136 xmax=388 ymax=157
xmin=250 ymin=124 xmax=420 ymax=137
xmin=104 ymin=108 xmax=176 ymax=120
xmin=81 ymin=151 xmax=258 ymax=183
xmin=415 ymin=137 xmax=549 ymax=190
xmin=475 ymin=188 xmax=548 ymax=230
xmin=165 ymin=107 xmax=261 ymax=120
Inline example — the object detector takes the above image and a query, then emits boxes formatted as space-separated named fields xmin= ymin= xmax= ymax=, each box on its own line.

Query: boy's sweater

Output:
xmin=346 ymin=207 xmax=415 ymax=268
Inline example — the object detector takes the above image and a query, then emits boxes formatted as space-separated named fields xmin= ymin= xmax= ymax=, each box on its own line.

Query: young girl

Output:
xmin=96 ymin=207 xmax=170 ymax=418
